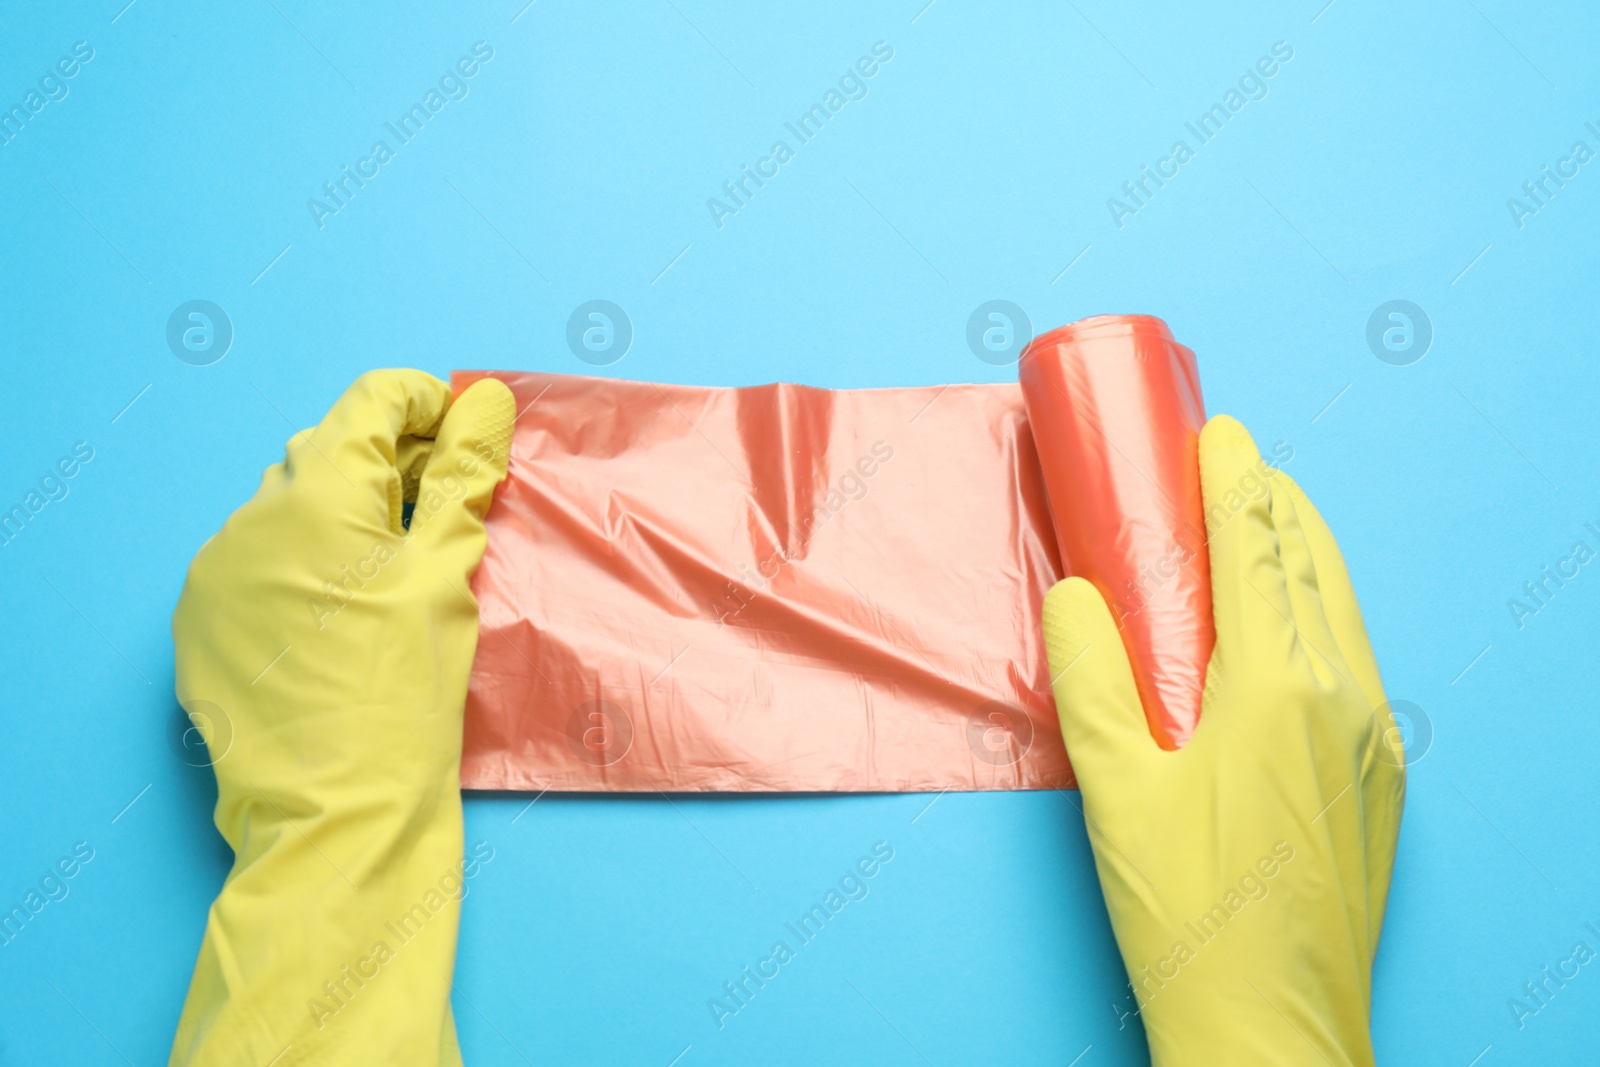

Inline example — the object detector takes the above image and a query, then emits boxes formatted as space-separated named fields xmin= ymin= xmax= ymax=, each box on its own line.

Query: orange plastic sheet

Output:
xmin=456 ymin=314 xmax=1209 ymax=793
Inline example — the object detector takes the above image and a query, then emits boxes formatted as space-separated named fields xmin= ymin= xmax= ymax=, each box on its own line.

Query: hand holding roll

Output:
xmin=1043 ymin=416 xmax=1403 ymax=1066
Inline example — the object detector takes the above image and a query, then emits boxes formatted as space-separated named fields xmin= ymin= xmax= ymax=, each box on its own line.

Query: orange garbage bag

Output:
xmin=455 ymin=315 xmax=1208 ymax=792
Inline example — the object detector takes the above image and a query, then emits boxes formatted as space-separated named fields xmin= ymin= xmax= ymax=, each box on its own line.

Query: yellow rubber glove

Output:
xmin=168 ymin=370 xmax=514 ymax=1066
xmin=1044 ymin=416 xmax=1404 ymax=1066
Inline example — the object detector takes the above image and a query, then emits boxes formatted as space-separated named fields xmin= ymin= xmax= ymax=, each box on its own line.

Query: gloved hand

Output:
xmin=1044 ymin=416 xmax=1404 ymax=1066
xmin=168 ymin=370 xmax=514 ymax=1066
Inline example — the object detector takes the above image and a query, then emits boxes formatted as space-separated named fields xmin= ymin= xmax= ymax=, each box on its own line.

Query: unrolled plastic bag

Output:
xmin=456 ymin=314 xmax=1209 ymax=792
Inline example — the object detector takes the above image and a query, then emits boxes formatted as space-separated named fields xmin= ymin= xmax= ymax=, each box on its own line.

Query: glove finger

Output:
xmin=303 ymin=370 xmax=453 ymax=529
xmin=1199 ymin=415 xmax=1296 ymax=672
xmin=1267 ymin=474 xmax=1354 ymax=694
xmin=408 ymin=378 xmax=515 ymax=578
xmin=1273 ymin=470 xmax=1405 ymax=957
xmin=1043 ymin=577 xmax=1158 ymax=792
xmin=1272 ymin=471 xmax=1388 ymax=720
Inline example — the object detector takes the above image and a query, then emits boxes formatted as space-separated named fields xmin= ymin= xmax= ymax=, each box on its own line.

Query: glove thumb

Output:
xmin=1043 ymin=577 xmax=1157 ymax=788
xmin=409 ymin=377 xmax=515 ymax=576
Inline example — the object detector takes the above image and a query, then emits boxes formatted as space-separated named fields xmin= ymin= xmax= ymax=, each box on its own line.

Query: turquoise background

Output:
xmin=2 ymin=0 xmax=1598 ymax=1062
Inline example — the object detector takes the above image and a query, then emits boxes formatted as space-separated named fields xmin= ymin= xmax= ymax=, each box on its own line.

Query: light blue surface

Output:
xmin=2 ymin=1 xmax=1597 ymax=1063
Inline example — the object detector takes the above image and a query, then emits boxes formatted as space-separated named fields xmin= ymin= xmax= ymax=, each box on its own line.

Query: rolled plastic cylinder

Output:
xmin=1018 ymin=314 xmax=1211 ymax=750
